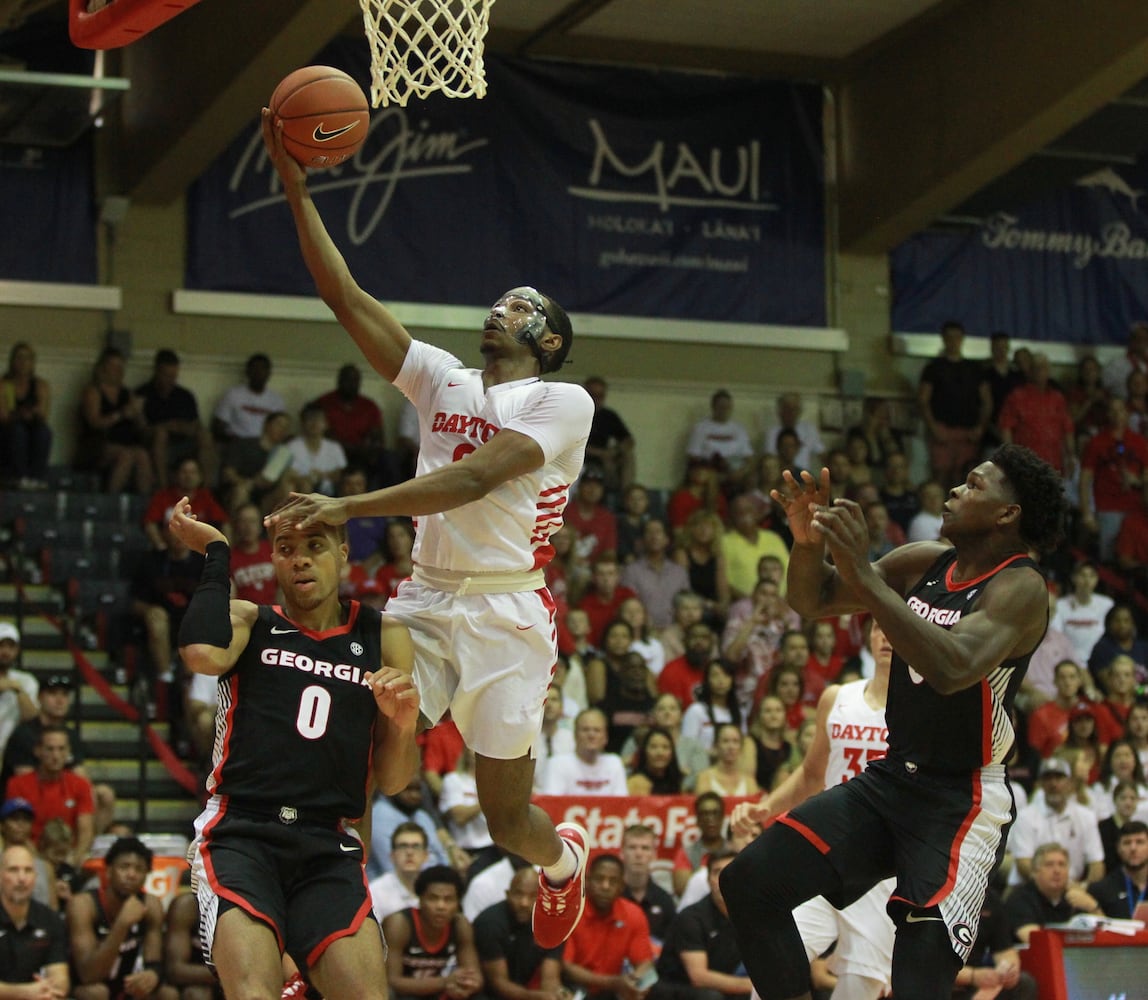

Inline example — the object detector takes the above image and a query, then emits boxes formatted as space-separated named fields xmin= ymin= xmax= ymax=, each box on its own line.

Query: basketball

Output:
xmin=269 ymin=66 xmax=370 ymax=169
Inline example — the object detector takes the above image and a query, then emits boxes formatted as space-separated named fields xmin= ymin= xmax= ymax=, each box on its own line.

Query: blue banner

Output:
xmin=0 ymin=139 xmax=97 ymax=283
xmin=187 ymin=43 xmax=825 ymax=326
xmin=891 ymin=165 xmax=1148 ymax=344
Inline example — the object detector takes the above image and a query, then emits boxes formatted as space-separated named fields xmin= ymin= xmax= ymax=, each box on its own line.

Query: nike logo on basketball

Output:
xmin=905 ymin=912 xmax=944 ymax=923
xmin=312 ymin=121 xmax=360 ymax=142
xmin=271 ymin=626 xmax=298 ymax=635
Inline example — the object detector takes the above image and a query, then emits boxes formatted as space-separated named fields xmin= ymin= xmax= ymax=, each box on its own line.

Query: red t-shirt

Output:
xmin=562 ymin=896 xmax=654 ymax=978
xmin=564 ymin=504 xmax=618 ymax=564
xmin=998 ymin=385 xmax=1075 ymax=471
xmin=315 ymin=390 xmax=383 ymax=449
xmin=144 ymin=486 xmax=228 ymax=528
xmin=658 ymin=656 xmax=705 ymax=709
xmin=231 ymin=540 xmax=276 ymax=604
xmin=5 ymin=770 xmax=94 ymax=839
xmin=803 ymin=653 xmax=843 ymax=703
xmin=666 ymin=489 xmax=729 ymax=530
xmin=1115 ymin=509 xmax=1148 ymax=566
xmin=419 ymin=718 xmax=466 ymax=778
xmin=1081 ymin=429 xmax=1148 ymax=513
xmin=578 ymin=587 xmax=637 ymax=647
xmin=1026 ymin=701 xmax=1070 ymax=758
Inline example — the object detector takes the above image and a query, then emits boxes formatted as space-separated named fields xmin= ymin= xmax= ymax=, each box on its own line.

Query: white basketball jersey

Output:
xmin=823 ymin=679 xmax=888 ymax=788
xmin=394 ymin=340 xmax=593 ymax=574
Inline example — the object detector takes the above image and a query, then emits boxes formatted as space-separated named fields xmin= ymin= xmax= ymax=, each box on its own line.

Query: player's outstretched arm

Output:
xmin=261 ymin=109 xmax=412 ymax=383
xmin=730 ymin=686 xmax=837 ymax=836
xmin=370 ymin=620 xmax=421 ymax=795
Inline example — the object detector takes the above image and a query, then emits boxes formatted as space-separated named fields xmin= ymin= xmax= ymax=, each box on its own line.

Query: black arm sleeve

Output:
xmin=177 ymin=541 xmax=233 ymax=649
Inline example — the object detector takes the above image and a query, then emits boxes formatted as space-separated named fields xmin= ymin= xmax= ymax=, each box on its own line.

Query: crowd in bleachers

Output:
xmin=2 ymin=317 xmax=1148 ymax=998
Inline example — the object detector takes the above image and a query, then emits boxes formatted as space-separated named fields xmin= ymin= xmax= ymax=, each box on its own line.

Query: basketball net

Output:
xmin=359 ymin=0 xmax=494 ymax=108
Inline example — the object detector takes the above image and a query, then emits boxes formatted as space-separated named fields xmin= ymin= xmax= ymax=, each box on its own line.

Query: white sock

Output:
xmin=542 ymin=839 xmax=578 ymax=885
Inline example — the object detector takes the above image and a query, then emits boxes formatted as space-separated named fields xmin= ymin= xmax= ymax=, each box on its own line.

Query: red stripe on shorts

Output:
xmin=778 ymin=813 xmax=832 ymax=854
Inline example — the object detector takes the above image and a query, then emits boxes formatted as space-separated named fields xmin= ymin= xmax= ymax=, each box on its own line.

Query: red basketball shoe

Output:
xmin=532 ymin=822 xmax=589 ymax=948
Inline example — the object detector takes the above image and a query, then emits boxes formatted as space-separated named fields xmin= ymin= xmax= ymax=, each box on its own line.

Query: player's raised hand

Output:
xmin=168 ymin=497 xmax=227 ymax=554
xmin=811 ymin=498 xmax=872 ymax=582
xmin=770 ymin=468 xmax=831 ymax=546
xmin=367 ymin=666 xmax=420 ymax=730
xmin=265 ymin=492 xmax=349 ymax=532
xmin=261 ymin=107 xmax=307 ymax=187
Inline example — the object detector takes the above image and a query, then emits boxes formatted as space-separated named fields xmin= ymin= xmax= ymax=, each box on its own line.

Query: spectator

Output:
xmin=1004 ymin=842 xmax=1101 ymax=944
xmin=0 ymin=622 xmax=37 ymax=762
xmin=742 ymin=695 xmax=792 ymax=794
xmin=67 ymin=836 xmax=176 ymax=1000
xmin=652 ymin=850 xmax=752 ymax=1000
xmin=721 ymin=579 xmax=799 ymax=713
xmin=566 ymin=467 xmax=618 ymax=564
xmin=1079 ymin=397 xmax=1148 ymax=561
xmin=1088 ymin=820 xmax=1148 ymax=919
xmin=1127 ymin=368 xmax=1148 ymax=434
xmin=1102 ymin=321 xmax=1148 ymax=400
xmin=586 ymin=620 xmax=640 ymax=707
xmin=227 ymin=502 xmax=276 ymax=604
xmin=666 ymin=459 xmax=727 ymax=533
xmin=163 ymin=878 xmax=223 ymax=1000
xmin=560 ymin=611 xmax=595 ymax=711
xmin=547 ymin=526 xmax=591 ymax=612
xmin=463 ymin=850 xmax=530 ymax=924
xmin=1091 ymin=739 xmax=1148 ymax=822
xmin=339 ymin=466 xmax=390 ymax=565
xmin=313 ymin=363 xmax=398 ymax=487
xmin=0 ymin=799 xmax=55 ymax=909
xmin=562 ymin=854 xmax=656 ymax=1000
xmin=600 ymin=652 xmax=658 ymax=755
xmin=441 ymin=747 xmax=498 ymax=880
xmin=619 ymin=824 xmax=677 ymax=945
xmin=218 ymin=410 xmax=293 ymax=514
xmin=1099 ymin=781 xmax=1148 ymax=872
xmin=842 ymin=429 xmax=876 ymax=494
xmin=367 ymin=774 xmax=454 ymax=880
xmin=862 ymin=500 xmax=903 ymax=563
xmin=618 ymin=598 xmax=667 ymax=679
xmin=0 ymin=843 xmax=69 ymax=997
xmin=541 ymin=708 xmax=628 ymax=796
xmin=583 ymin=376 xmax=635 ymax=495
xmin=77 ymin=346 xmax=154 ymax=495
xmin=2 ymin=673 xmax=115 ymax=840
xmin=0 ymin=342 xmax=52 ymax=489
xmin=1114 ymin=478 xmax=1148 ymax=585
xmin=687 ymin=389 xmax=755 ymax=495
xmin=1089 ymin=607 xmax=1148 ymax=691
xmin=5 ymin=726 xmax=94 ymax=866
xmin=657 ymin=591 xmax=708 ymax=664
xmin=906 ymin=479 xmax=945 ymax=542
xmin=763 ymin=656 xmax=816 ymax=744
xmin=1066 ymin=354 xmax=1110 ymax=436
xmin=627 ymin=725 xmax=685 ymax=796
xmin=142 ymin=457 xmax=228 ymax=552
xmin=37 ymin=819 xmax=77 ymax=912
xmin=382 ymin=866 xmax=483 ymax=1000
xmin=670 ymin=793 xmax=728 ymax=898
xmin=369 ymin=821 xmax=432 ymax=924
xmin=848 ymin=397 xmax=902 ymax=474
xmin=1008 ymin=757 xmax=1105 ymax=887
xmin=1128 ymin=701 xmax=1148 ymax=773
xmin=982 ymin=330 xmax=1026 ymax=448
xmin=950 ymin=885 xmax=1035 ymax=1000
xmin=533 ymin=685 xmax=576 ymax=791
xmin=681 ymin=660 xmax=743 ymax=757
xmin=621 ymin=694 xmax=710 ymax=793
xmin=999 ymin=352 xmax=1076 ymax=474
xmin=1094 ymin=654 xmax=1144 ymax=746
xmin=136 ymin=348 xmax=212 ymax=489
xmin=803 ymin=621 xmax=843 ymax=705
xmin=694 ymin=724 xmax=758 ymax=800
xmin=764 ymin=393 xmax=824 ymax=473
xmin=395 ymin=396 xmax=420 ymax=482
xmin=1027 ymin=662 xmax=1090 ymax=759
xmin=659 ymin=622 xmax=716 ymax=710
xmin=623 ymin=520 xmax=691 ymax=632
xmin=878 ymin=451 xmax=919 ymax=535
xmin=210 ymin=352 xmax=286 ymax=443
xmin=672 ymin=512 xmax=731 ymax=625
xmin=419 ymin=715 xmax=466 ymax=799
xmin=473 ymin=865 xmax=565 ymax=1000
xmin=720 ymin=495 xmax=789 ymax=602
xmin=617 ymin=483 xmax=653 ymax=565
xmin=1051 ymin=560 xmax=1114 ymax=676
xmin=579 ymin=557 xmax=637 ymax=650
xmin=286 ymin=401 xmax=347 ymax=496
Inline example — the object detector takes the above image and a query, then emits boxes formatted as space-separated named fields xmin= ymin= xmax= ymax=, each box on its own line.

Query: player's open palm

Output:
xmin=770 ymin=468 xmax=831 ymax=545
xmin=368 ymin=667 xmax=420 ymax=730
xmin=168 ymin=497 xmax=226 ymax=553
xmin=268 ymin=492 xmax=349 ymax=532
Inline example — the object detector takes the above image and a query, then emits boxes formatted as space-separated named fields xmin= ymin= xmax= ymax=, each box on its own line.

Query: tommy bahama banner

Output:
xmin=186 ymin=42 xmax=825 ymax=326
xmin=891 ymin=165 xmax=1148 ymax=344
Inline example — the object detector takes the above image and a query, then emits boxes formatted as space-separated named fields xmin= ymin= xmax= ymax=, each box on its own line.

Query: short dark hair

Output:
xmin=989 ymin=444 xmax=1067 ymax=551
xmin=589 ymin=853 xmax=624 ymax=876
xmin=390 ymin=821 xmax=428 ymax=850
xmin=154 ymin=348 xmax=180 ymax=367
xmin=538 ymin=292 xmax=573 ymax=374
xmin=106 ymin=836 xmax=153 ymax=870
xmin=1119 ymin=820 xmax=1148 ymax=841
xmin=414 ymin=864 xmax=464 ymax=898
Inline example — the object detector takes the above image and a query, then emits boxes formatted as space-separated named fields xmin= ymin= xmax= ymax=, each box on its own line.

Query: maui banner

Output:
xmin=0 ymin=139 xmax=97 ymax=283
xmin=187 ymin=43 xmax=825 ymax=326
xmin=891 ymin=165 xmax=1148 ymax=345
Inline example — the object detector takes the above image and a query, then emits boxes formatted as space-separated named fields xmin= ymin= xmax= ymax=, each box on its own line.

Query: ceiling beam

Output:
xmin=836 ymin=0 xmax=1148 ymax=253
xmin=114 ymin=0 xmax=359 ymax=203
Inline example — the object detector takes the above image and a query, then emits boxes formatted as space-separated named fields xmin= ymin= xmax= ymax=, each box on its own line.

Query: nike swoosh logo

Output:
xmin=339 ymin=843 xmax=359 ymax=853
xmin=312 ymin=121 xmax=361 ymax=142
xmin=515 ymin=624 xmax=534 ymax=631
xmin=270 ymin=627 xmax=298 ymax=635
xmin=447 ymin=381 xmax=463 ymax=387
xmin=904 ymin=913 xmax=944 ymax=923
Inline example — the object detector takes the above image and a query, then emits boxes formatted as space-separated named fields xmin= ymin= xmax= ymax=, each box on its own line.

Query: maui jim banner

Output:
xmin=891 ymin=165 xmax=1148 ymax=344
xmin=187 ymin=44 xmax=825 ymax=326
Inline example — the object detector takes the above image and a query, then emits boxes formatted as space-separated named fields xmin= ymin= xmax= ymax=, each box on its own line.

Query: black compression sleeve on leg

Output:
xmin=177 ymin=541 xmax=234 ymax=649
